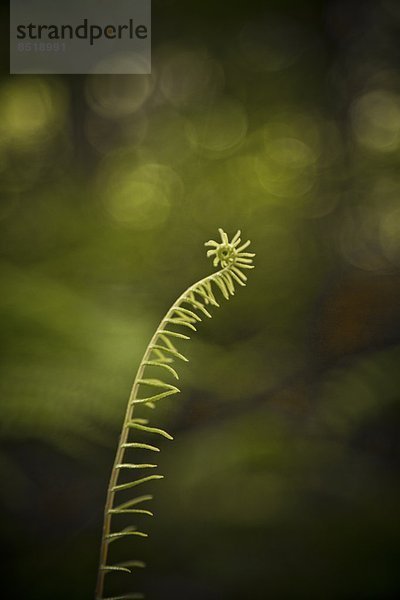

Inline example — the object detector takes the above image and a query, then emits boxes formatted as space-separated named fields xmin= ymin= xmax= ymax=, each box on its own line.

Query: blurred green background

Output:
xmin=1 ymin=1 xmax=400 ymax=598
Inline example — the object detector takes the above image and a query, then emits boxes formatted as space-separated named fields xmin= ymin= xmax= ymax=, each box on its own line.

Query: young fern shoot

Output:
xmin=96 ymin=229 xmax=255 ymax=600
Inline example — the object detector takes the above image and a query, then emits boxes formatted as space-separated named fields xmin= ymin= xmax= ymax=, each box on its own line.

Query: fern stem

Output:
xmin=95 ymin=268 xmax=229 ymax=599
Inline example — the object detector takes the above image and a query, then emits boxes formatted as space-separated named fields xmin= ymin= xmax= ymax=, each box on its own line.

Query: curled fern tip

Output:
xmin=205 ymin=228 xmax=255 ymax=270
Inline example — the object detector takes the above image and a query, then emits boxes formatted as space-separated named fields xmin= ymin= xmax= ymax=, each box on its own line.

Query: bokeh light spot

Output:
xmin=0 ymin=78 xmax=66 ymax=148
xmin=105 ymin=180 xmax=169 ymax=229
xmin=160 ymin=48 xmax=224 ymax=108
xmin=86 ymin=69 xmax=154 ymax=119
xmin=264 ymin=137 xmax=316 ymax=167
xmin=351 ymin=90 xmax=400 ymax=152
xmin=338 ymin=207 xmax=388 ymax=271
xmin=101 ymin=158 xmax=183 ymax=230
xmin=185 ymin=97 xmax=247 ymax=157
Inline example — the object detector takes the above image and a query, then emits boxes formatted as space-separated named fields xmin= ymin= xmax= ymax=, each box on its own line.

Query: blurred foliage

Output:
xmin=1 ymin=1 xmax=400 ymax=598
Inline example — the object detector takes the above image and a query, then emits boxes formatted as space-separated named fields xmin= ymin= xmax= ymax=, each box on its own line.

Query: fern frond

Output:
xmin=113 ymin=495 xmax=153 ymax=511
xmin=96 ymin=229 xmax=255 ymax=599
xmin=137 ymin=378 xmax=179 ymax=389
xmin=126 ymin=422 xmax=173 ymax=439
xmin=142 ymin=360 xmax=180 ymax=379
xmin=131 ymin=391 xmax=179 ymax=405
xmin=108 ymin=508 xmax=153 ymax=516
xmin=184 ymin=293 xmax=213 ymax=317
xmin=101 ymin=566 xmax=132 ymax=574
xmin=121 ymin=443 xmax=160 ymax=452
xmin=106 ymin=530 xmax=148 ymax=542
xmin=149 ymin=343 xmax=189 ymax=362
xmin=111 ymin=474 xmax=164 ymax=492
xmin=165 ymin=317 xmax=197 ymax=331
xmin=174 ymin=307 xmax=202 ymax=321
xmin=115 ymin=464 xmax=158 ymax=469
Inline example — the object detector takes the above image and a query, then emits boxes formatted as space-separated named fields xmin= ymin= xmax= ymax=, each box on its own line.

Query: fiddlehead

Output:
xmin=96 ymin=229 xmax=255 ymax=600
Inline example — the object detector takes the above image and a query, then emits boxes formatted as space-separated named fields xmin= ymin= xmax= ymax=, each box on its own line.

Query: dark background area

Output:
xmin=1 ymin=1 xmax=400 ymax=598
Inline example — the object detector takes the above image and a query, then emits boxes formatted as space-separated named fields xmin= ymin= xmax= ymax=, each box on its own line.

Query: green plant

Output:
xmin=95 ymin=229 xmax=255 ymax=600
